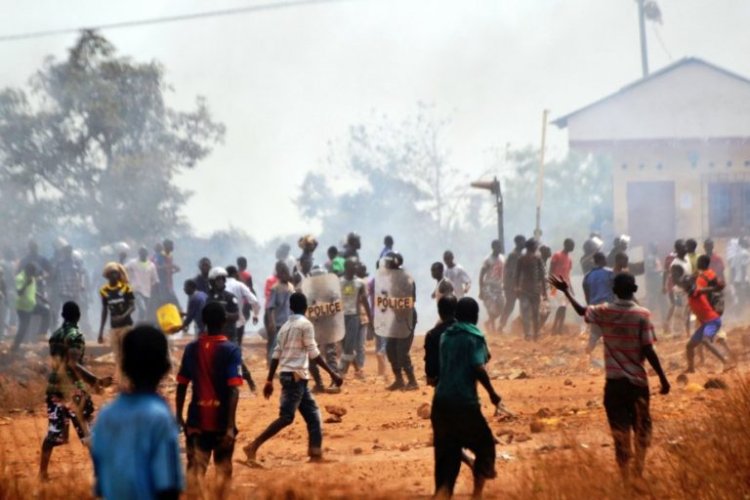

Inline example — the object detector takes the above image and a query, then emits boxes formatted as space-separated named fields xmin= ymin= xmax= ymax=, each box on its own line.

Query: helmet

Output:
xmin=208 ymin=267 xmax=228 ymax=280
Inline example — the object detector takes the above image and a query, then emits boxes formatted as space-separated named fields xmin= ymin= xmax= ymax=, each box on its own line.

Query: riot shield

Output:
xmin=301 ymin=273 xmax=345 ymax=344
xmin=373 ymin=268 xmax=415 ymax=339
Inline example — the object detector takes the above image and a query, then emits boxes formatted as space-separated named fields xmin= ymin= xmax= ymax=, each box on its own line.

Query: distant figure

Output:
xmin=663 ymin=239 xmax=692 ymax=336
xmin=236 ymin=256 xmax=256 ymax=295
xmin=644 ymin=243 xmax=665 ymax=320
xmin=194 ymin=257 xmax=212 ymax=295
xmin=176 ymin=303 xmax=242 ymax=486
xmin=243 ymin=292 xmax=343 ymax=465
xmin=339 ymin=259 xmax=372 ymax=378
xmin=181 ymin=279 xmax=207 ymax=335
xmin=384 ymin=253 xmax=419 ymax=391
xmin=580 ymin=233 xmax=603 ymax=275
xmin=266 ymin=262 xmax=295 ymax=365
xmin=582 ymin=252 xmax=614 ymax=306
xmin=478 ymin=240 xmax=504 ymax=335
xmin=606 ymin=235 xmax=630 ymax=268
xmin=685 ymin=238 xmax=699 ymax=276
xmin=97 ymin=262 xmax=134 ymax=386
xmin=423 ymin=296 xmax=458 ymax=386
xmin=430 ymin=297 xmax=501 ymax=498
xmin=343 ymin=232 xmax=361 ymax=260
xmin=12 ymin=262 xmax=51 ymax=353
xmin=443 ymin=251 xmax=471 ymax=299
xmin=515 ymin=239 xmax=547 ymax=341
xmin=380 ymin=235 xmax=395 ymax=259
xmin=155 ymin=239 xmax=180 ymax=307
xmin=325 ymin=246 xmax=345 ymax=276
xmin=703 ymin=238 xmax=725 ymax=282
xmin=549 ymin=273 xmax=670 ymax=482
xmin=125 ymin=247 xmax=159 ymax=322
xmin=91 ymin=326 xmax=184 ymax=499
xmin=499 ymin=235 xmax=526 ymax=332
xmin=431 ymin=262 xmax=455 ymax=302
xmin=549 ymin=238 xmax=575 ymax=335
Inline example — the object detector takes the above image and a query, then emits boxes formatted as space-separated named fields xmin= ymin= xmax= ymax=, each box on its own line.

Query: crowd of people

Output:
xmin=0 ymin=229 xmax=742 ymax=498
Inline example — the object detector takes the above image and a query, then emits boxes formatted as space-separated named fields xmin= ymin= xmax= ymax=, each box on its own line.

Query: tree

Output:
xmin=0 ymin=30 xmax=224 ymax=246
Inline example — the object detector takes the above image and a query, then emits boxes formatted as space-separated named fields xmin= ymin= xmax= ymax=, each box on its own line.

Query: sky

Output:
xmin=1 ymin=0 xmax=749 ymax=242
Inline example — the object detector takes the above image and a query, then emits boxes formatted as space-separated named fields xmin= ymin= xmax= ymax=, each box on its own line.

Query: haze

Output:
xmin=1 ymin=0 xmax=748 ymax=241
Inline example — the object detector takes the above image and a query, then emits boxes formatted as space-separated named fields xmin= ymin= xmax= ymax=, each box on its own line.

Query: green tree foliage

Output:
xmin=0 ymin=30 xmax=224 ymax=245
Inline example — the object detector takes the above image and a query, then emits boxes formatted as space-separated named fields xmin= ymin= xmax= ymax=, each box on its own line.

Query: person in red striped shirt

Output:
xmin=549 ymin=272 xmax=670 ymax=483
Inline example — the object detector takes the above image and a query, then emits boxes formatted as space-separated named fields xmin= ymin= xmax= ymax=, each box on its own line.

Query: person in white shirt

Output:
xmin=443 ymin=251 xmax=471 ymax=298
xmin=225 ymin=266 xmax=260 ymax=346
xmin=125 ymin=247 xmax=159 ymax=321
xmin=243 ymin=292 xmax=342 ymax=464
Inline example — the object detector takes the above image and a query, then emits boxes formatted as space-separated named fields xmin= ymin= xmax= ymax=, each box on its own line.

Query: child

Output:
xmin=90 ymin=326 xmax=184 ymax=499
xmin=97 ymin=262 xmax=135 ymax=385
xmin=176 ymin=302 xmax=242 ymax=483
xmin=40 ymin=302 xmax=111 ymax=480
xmin=244 ymin=292 xmax=342 ymax=464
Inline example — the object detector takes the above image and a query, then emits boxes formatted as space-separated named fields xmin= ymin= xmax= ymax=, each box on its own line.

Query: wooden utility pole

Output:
xmin=534 ymin=109 xmax=549 ymax=241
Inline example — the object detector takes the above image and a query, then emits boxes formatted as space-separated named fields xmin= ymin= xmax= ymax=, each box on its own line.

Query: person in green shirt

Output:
xmin=12 ymin=262 xmax=51 ymax=353
xmin=431 ymin=297 xmax=501 ymax=499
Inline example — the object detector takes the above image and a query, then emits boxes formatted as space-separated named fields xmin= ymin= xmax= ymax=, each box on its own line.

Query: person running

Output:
xmin=206 ymin=267 xmax=256 ymax=393
xmin=443 ymin=251 xmax=471 ymax=299
xmin=243 ymin=292 xmax=343 ymax=464
xmin=431 ymin=297 xmax=501 ymax=498
xmin=90 ymin=326 xmax=184 ymax=500
xmin=194 ymin=257 xmax=212 ymax=294
xmin=40 ymin=302 xmax=111 ymax=480
xmin=499 ymin=235 xmax=526 ymax=332
xmin=176 ymin=302 xmax=242 ymax=485
xmin=97 ymin=263 xmax=134 ymax=386
xmin=11 ymin=262 xmax=51 ymax=353
xmin=515 ymin=239 xmax=547 ymax=341
xmin=126 ymin=247 xmax=159 ymax=322
xmin=679 ymin=257 xmax=734 ymax=372
xmin=182 ymin=279 xmax=207 ymax=335
xmin=340 ymin=259 xmax=373 ymax=378
xmin=549 ymin=273 xmax=670 ymax=482
xmin=549 ymin=238 xmax=575 ymax=335
xmin=478 ymin=240 xmax=504 ymax=335
xmin=431 ymin=262 xmax=455 ymax=302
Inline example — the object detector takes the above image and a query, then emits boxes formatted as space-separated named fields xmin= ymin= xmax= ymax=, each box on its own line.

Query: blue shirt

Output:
xmin=91 ymin=393 xmax=184 ymax=500
xmin=583 ymin=267 xmax=614 ymax=305
xmin=268 ymin=282 xmax=293 ymax=328
xmin=184 ymin=290 xmax=208 ymax=333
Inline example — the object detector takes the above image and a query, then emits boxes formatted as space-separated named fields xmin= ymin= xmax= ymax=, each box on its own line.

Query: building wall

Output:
xmin=606 ymin=140 xmax=750 ymax=250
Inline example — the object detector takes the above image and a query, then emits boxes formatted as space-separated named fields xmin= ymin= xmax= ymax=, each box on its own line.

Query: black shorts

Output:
xmin=603 ymin=378 xmax=652 ymax=446
xmin=431 ymin=403 xmax=496 ymax=492
xmin=186 ymin=430 xmax=236 ymax=476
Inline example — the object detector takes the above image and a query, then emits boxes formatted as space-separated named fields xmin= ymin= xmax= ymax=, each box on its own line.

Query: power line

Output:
xmin=0 ymin=0 xmax=359 ymax=43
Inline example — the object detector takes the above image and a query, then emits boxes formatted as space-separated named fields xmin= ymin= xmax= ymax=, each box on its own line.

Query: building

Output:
xmin=553 ymin=57 xmax=750 ymax=253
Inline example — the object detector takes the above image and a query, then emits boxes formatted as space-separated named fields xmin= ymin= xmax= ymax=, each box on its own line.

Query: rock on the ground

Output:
xmin=416 ymin=403 xmax=431 ymax=420
xmin=324 ymin=415 xmax=342 ymax=424
xmin=704 ymin=378 xmax=728 ymax=390
xmin=325 ymin=405 xmax=348 ymax=417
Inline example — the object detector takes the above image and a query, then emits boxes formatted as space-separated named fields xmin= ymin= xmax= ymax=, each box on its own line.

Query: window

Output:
xmin=709 ymin=182 xmax=750 ymax=236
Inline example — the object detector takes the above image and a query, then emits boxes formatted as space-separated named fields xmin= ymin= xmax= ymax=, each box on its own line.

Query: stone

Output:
xmin=417 ymin=403 xmax=431 ymax=420
xmin=325 ymin=405 xmax=347 ymax=417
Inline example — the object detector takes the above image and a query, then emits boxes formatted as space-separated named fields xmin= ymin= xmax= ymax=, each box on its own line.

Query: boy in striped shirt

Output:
xmin=549 ymin=272 xmax=670 ymax=482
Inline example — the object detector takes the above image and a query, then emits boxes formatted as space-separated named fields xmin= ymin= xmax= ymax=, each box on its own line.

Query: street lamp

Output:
xmin=470 ymin=176 xmax=504 ymax=254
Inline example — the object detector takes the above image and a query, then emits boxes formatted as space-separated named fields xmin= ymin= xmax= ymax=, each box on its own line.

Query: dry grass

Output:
xmin=511 ymin=375 xmax=750 ymax=499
